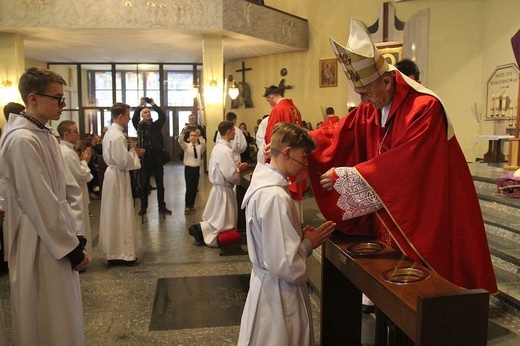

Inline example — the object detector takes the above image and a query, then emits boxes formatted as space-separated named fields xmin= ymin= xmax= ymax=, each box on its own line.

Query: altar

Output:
xmin=477 ymin=135 xmax=513 ymax=163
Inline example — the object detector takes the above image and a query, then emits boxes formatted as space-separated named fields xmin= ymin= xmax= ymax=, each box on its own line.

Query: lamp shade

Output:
xmin=228 ymin=86 xmax=239 ymax=100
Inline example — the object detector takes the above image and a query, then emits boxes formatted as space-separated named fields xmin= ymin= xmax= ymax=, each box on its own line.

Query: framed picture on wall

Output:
xmin=319 ymin=59 xmax=338 ymax=87
xmin=375 ymin=42 xmax=403 ymax=66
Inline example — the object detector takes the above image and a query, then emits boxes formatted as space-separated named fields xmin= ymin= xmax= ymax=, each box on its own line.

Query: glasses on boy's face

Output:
xmin=35 ymin=93 xmax=67 ymax=106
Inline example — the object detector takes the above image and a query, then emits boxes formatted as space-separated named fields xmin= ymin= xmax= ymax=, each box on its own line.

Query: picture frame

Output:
xmin=319 ymin=58 xmax=338 ymax=87
xmin=375 ymin=42 xmax=403 ymax=66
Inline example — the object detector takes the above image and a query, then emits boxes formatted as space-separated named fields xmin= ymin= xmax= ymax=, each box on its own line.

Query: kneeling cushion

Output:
xmin=217 ymin=228 xmax=241 ymax=245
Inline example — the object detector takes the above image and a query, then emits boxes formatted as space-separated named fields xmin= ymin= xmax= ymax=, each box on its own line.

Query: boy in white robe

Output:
xmin=238 ymin=122 xmax=335 ymax=346
xmin=0 ymin=67 xmax=89 ymax=345
xmin=188 ymin=121 xmax=248 ymax=247
xmin=99 ymin=103 xmax=145 ymax=266
xmin=58 ymin=120 xmax=94 ymax=257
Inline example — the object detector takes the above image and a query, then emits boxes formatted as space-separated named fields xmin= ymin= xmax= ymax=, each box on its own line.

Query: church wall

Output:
xmin=232 ymin=0 xmax=520 ymax=162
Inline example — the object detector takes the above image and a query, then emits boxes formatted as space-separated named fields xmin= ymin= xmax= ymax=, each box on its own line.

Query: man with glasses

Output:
xmin=0 ymin=66 xmax=88 ymax=345
xmin=308 ymin=19 xmax=497 ymax=295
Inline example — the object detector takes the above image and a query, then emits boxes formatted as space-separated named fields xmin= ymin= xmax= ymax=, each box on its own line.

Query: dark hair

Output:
xmin=3 ymin=102 xmax=25 ymax=121
xmin=263 ymin=85 xmax=281 ymax=97
xmin=326 ymin=107 xmax=335 ymax=115
xmin=226 ymin=112 xmax=237 ymax=121
xmin=395 ymin=58 xmax=420 ymax=82
xmin=218 ymin=121 xmax=234 ymax=136
xmin=110 ymin=102 xmax=130 ymax=120
xmin=18 ymin=67 xmax=67 ymax=104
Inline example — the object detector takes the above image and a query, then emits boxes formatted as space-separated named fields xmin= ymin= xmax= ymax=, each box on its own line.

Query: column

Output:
xmin=202 ymin=34 xmax=224 ymax=157
xmin=0 ymin=32 xmax=25 ymax=129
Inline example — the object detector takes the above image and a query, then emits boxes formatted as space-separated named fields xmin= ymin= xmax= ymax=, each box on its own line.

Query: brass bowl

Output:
xmin=381 ymin=267 xmax=430 ymax=284
xmin=346 ymin=242 xmax=384 ymax=255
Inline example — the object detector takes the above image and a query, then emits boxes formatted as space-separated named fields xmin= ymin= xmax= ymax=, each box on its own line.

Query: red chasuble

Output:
xmin=265 ymin=98 xmax=305 ymax=200
xmin=321 ymin=115 xmax=340 ymax=127
xmin=308 ymin=72 xmax=498 ymax=294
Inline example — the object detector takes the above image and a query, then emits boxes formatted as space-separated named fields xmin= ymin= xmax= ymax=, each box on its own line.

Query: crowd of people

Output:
xmin=0 ymin=18 xmax=498 ymax=345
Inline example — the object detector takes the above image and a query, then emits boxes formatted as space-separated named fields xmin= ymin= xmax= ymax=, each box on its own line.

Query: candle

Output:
xmin=490 ymin=92 xmax=495 ymax=117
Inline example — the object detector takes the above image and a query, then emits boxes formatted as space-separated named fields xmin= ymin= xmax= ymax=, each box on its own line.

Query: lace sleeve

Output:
xmin=334 ymin=167 xmax=382 ymax=220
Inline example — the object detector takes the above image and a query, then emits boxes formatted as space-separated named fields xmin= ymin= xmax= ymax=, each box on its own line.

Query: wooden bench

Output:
xmin=217 ymin=228 xmax=247 ymax=256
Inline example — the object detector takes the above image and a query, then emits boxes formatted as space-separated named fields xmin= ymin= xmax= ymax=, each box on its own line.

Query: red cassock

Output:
xmin=308 ymin=72 xmax=498 ymax=294
xmin=321 ymin=115 xmax=340 ymax=127
xmin=265 ymin=98 xmax=305 ymax=201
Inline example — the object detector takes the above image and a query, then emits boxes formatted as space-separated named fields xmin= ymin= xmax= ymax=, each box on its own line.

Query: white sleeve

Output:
xmin=234 ymin=126 xmax=247 ymax=154
xmin=334 ymin=167 xmax=382 ymax=220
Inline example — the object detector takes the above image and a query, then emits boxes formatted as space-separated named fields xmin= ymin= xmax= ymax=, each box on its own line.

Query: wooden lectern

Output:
xmin=321 ymin=233 xmax=489 ymax=345
xmin=505 ymin=138 xmax=520 ymax=170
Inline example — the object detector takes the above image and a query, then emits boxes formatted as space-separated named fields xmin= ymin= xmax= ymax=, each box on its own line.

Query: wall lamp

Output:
xmin=1 ymin=78 xmax=12 ymax=89
xmin=227 ymin=75 xmax=239 ymax=100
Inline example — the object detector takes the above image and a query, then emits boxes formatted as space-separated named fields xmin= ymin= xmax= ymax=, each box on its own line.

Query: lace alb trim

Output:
xmin=334 ymin=167 xmax=382 ymax=220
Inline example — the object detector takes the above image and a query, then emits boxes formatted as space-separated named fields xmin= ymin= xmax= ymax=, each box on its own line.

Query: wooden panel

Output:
xmin=321 ymin=232 xmax=489 ymax=345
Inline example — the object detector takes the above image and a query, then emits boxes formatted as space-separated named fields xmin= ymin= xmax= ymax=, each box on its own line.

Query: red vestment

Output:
xmin=265 ymin=98 xmax=305 ymax=200
xmin=308 ymin=72 xmax=497 ymax=294
xmin=321 ymin=115 xmax=340 ymax=127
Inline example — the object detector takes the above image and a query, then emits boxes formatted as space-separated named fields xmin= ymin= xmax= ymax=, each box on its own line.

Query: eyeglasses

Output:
xmin=35 ymin=93 xmax=66 ymax=105
xmin=271 ymin=147 xmax=323 ymax=176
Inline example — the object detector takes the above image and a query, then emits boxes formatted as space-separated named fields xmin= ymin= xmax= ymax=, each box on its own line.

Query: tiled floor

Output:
xmin=0 ymin=162 xmax=518 ymax=345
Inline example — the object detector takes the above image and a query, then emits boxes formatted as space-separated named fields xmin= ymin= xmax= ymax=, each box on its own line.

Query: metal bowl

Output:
xmin=381 ymin=267 xmax=430 ymax=284
xmin=346 ymin=242 xmax=384 ymax=255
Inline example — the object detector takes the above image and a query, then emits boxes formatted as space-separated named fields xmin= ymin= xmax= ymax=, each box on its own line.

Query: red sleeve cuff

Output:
xmin=331 ymin=168 xmax=338 ymax=185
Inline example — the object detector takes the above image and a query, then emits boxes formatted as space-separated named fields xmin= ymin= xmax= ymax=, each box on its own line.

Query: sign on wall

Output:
xmin=486 ymin=64 xmax=519 ymax=119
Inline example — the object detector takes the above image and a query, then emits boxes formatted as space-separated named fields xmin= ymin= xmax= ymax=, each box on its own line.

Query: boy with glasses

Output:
xmin=238 ymin=122 xmax=335 ymax=345
xmin=0 ymin=66 xmax=88 ymax=345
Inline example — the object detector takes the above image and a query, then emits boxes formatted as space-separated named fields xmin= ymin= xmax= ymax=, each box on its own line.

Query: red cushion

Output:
xmin=217 ymin=228 xmax=241 ymax=244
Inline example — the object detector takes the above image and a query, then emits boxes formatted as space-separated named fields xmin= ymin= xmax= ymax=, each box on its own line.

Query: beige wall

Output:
xmin=230 ymin=0 xmax=520 ymax=162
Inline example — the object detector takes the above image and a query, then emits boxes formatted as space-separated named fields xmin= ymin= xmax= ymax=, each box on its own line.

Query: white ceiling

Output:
xmin=3 ymin=27 xmax=298 ymax=64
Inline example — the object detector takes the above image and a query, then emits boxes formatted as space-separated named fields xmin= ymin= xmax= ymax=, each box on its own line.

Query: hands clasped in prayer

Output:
xmin=302 ymin=220 xmax=336 ymax=248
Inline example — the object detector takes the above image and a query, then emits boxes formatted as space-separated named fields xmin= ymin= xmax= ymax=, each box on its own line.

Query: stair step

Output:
xmin=469 ymin=163 xmax=520 ymax=310
xmin=481 ymin=201 xmax=520 ymax=236
xmin=493 ymin=264 xmax=520 ymax=308
xmin=487 ymin=232 xmax=520 ymax=268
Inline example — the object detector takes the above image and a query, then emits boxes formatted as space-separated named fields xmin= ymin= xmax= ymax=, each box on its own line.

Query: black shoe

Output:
xmin=138 ymin=208 xmax=147 ymax=216
xmin=188 ymin=223 xmax=205 ymax=246
xmin=150 ymin=186 xmax=157 ymax=190
xmin=362 ymin=304 xmax=375 ymax=314
xmin=159 ymin=206 xmax=172 ymax=215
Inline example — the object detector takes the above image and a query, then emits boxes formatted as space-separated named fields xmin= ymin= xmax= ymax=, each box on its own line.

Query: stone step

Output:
xmin=469 ymin=163 xmax=520 ymax=309
xmin=493 ymin=261 xmax=520 ymax=308
xmin=480 ymin=199 xmax=520 ymax=236
xmin=487 ymin=232 xmax=520 ymax=268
